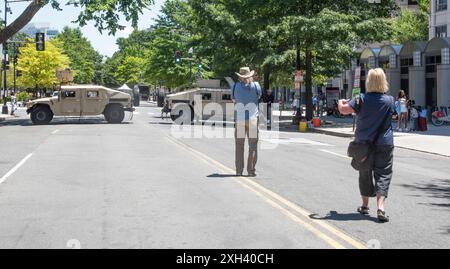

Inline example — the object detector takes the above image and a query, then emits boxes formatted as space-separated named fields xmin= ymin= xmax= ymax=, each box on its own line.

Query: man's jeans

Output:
xmin=235 ymin=119 xmax=259 ymax=175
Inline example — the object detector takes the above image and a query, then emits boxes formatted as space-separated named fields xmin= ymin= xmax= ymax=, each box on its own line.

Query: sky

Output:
xmin=6 ymin=0 xmax=166 ymax=57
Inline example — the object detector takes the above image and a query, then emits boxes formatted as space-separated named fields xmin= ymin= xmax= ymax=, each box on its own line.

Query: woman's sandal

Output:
xmin=357 ymin=207 xmax=370 ymax=215
xmin=377 ymin=210 xmax=390 ymax=223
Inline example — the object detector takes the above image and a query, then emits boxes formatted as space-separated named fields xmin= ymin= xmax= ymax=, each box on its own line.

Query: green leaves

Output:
xmin=17 ymin=39 xmax=70 ymax=90
xmin=392 ymin=0 xmax=429 ymax=43
xmin=54 ymin=27 xmax=103 ymax=85
xmin=70 ymin=0 xmax=154 ymax=35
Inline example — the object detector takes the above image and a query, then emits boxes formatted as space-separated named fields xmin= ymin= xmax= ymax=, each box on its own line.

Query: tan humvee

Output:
xmin=26 ymin=85 xmax=134 ymax=125
xmin=166 ymin=78 xmax=235 ymax=123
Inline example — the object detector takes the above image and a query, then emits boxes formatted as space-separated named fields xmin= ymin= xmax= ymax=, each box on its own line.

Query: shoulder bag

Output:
xmin=347 ymin=96 xmax=392 ymax=172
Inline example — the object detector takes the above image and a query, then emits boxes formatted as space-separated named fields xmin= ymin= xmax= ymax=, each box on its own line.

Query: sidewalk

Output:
xmin=0 ymin=114 xmax=19 ymax=121
xmin=313 ymin=116 xmax=450 ymax=157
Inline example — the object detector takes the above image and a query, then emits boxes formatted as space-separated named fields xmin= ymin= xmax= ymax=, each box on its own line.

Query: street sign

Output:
xmin=352 ymin=88 xmax=361 ymax=99
xmin=56 ymin=68 xmax=74 ymax=83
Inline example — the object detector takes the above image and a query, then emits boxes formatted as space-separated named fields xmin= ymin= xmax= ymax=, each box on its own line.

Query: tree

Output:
xmin=392 ymin=0 xmax=430 ymax=43
xmin=115 ymin=55 xmax=146 ymax=84
xmin=16 ymin=39 xmax=70 ymax=92
xmin=54 ymin=27 xmax=103 ymax=84
xmin=0 ymin=0 xmax=155 ymax=44
xmin=190 ymin=0 xmax=397 ymax=119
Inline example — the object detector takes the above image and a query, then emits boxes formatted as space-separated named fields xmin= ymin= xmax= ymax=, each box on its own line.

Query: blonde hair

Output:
xmin=366 ymin=68 xmax=389 ymax=93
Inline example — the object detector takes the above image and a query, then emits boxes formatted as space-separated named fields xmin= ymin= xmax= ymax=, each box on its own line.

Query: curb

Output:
xmin=312 ymin=127 xmax=449 ymax=158
xmin=312 ymin=128 xmax=355 ymax=138
xmin=395 ymin=146 xmax=450 ymax=158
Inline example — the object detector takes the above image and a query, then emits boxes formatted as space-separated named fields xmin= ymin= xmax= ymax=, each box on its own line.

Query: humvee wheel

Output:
xmin=105 ymin=104 xmax=125 ymax=124
xmin=31 ymin=106 xmax=54 ymax=125
xmin=170 ymin=104 xmax=194 ymax=125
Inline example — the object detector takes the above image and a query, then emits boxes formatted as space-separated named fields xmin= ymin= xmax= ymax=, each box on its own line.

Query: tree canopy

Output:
xmin=54 ymin=27 xmax=104 ymax=85
xmin=0 ymin=0 xmax=155 ymax=44
xmin=17 ymin=39 xmax=70 ymax=90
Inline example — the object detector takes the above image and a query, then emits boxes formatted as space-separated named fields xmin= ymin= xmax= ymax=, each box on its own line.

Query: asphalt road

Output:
xmin=0 ymin=103 xmax=449 ymax=249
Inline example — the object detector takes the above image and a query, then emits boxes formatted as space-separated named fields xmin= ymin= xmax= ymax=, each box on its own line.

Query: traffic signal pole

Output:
xmin=13 ymin=47 xmax=16 ymax=95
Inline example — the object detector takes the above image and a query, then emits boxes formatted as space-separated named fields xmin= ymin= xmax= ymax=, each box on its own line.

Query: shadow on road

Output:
xmin=0 ymin=118 xmax=133 ymax=127
xmin=309 ymin=211 xmax=379 ymax=223
xmin=207 ymin=173 xmax=237 ymax=179
xmin=401 ymin=179 xmax=450 ymax=209
xmin=149 ymin=122 xmax=173 ymax=126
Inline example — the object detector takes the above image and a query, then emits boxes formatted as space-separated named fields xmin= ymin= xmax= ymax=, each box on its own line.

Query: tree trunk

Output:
xmin=0 ymin=1 xmax=44 ymax=44
xmin=305 ymin=48 xmax=314 ymax=121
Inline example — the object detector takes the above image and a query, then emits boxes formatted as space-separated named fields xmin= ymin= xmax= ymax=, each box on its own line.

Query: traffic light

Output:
xmin=16 ymin=70 xmax=22 ymax=77
xmin=175 ymin=51 xmax=182 ymax=64
xmin=36 ymin=33 xmax=45 ymax=51
xmin=197 ymin=58 xmax=203 ymax=70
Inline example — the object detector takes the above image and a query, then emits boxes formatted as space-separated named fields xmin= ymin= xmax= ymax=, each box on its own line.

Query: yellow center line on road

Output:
xmin=164 ymin=135 xmax=367 ymax=250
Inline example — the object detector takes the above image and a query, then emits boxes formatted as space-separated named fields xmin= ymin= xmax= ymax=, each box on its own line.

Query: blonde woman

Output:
xmin=339 ymin=68 xmax=395 ymax=223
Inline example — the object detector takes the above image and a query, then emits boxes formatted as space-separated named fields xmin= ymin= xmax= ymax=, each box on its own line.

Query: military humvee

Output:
xmin=166 ymin=78 xmax=235 ymax=123
xmin=26 ymin=85 xmax=135 ymax=125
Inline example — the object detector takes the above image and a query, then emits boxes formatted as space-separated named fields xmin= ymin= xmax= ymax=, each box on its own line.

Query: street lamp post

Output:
xmin=13 ymin=45 xmax=16 ymax=95
xmin=2 ymin=0 xmax=9 ymax=115
xmin=188 ymin=47 xmax=193 ymax=88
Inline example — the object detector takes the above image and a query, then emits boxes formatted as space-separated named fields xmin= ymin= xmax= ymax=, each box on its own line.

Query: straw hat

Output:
xmin=235 ymin=67 xmax=255 ymax=79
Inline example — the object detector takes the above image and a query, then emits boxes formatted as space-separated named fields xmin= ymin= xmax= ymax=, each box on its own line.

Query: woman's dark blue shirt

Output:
xmin=349 ymin=92 xmax=395 ymax=146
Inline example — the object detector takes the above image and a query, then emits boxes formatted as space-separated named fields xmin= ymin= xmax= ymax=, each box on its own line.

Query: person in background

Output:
xmin=161 ymin=100 xmax=171 ymax=120
xmin=10 ymin=93 xmax=17 ymax=116
xmin=338 ymin=68 xmax=395 ymax=223
xmin=396 ymin=90 xmax=409 ymax=132
xmin=410 ymin=104 xmax=419 ymax=132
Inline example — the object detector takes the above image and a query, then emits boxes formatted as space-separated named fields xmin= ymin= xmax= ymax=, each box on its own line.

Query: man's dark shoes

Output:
xmin=247 ymin=173 xmax=257 ymax=178
xmin=357 ymin=207 xmax=370 ymax=215
xmin=377 ymin=210 xmax=390 ymax=223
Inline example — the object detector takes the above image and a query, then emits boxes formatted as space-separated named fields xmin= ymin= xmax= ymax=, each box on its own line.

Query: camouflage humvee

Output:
xmin=166 ymin=78 xmax=235 ymax=123
xmin=26 ymin=85 xmax=135 ymax=125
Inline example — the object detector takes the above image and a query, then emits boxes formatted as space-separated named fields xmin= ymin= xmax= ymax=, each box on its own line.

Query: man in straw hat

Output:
xmin=232 ymin=67 xmax=262 ymax=177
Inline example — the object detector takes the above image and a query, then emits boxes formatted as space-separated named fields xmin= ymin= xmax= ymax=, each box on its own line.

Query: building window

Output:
xmin=436 ymin=0 xmax=448 ymax=12
xmin=426 ymin=55 xmax=442 ymax=73
xmin=435 ymin=25 xmax=447 ymax=38
xmin=400 ymin=58 xmax=413 ymax=74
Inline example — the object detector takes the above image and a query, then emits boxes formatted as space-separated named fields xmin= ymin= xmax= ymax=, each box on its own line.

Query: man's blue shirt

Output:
xmin=232 ymin=82 xmax=262 ymax=122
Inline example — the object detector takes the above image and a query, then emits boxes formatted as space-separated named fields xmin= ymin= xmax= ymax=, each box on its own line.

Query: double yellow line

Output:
xmin=165 ymin=135 xmax=367 ymax=249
